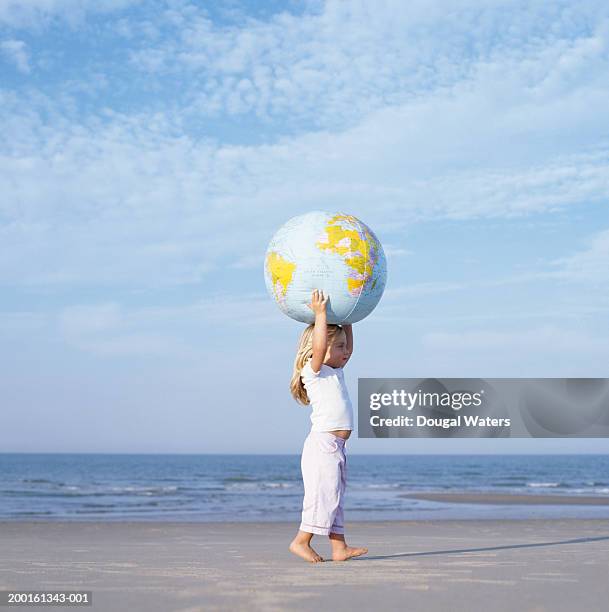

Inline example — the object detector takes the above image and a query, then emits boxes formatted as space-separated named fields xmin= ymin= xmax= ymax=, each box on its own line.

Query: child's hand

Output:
xmin=307 ymin=289 xmax=328 ymax=316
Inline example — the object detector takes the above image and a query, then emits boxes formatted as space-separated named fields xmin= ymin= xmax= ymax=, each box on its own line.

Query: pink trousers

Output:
xmin=299 ymin=430 xmax=347 ymax=536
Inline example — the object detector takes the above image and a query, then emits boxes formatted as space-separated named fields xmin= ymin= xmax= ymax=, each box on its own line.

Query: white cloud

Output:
xmin=56 ymin=293 xmax=282 ymax=357
xmin=59 ymin=302 xmax=123 ymax=335
xmin=229 ymin=254 xmax=264 ymax=270
xmin=58 ymin=301 xmax=200 ymax=358
xmin=383 ymin=245 xmax=413 ymax=258
xmin=1 ymin=39 xmax=30 ymax=72
xmin=0 ymin=0 xmax=139 ymax=28
xmin=390 ymin=222 xmax=609 ymax=291
xmin=422 ymin=325 xmax=609 ymax=353
xmin=548 ymin=228 xmax=609 ymax=282
xmin=126 ymin=0 xmax=609 ymax=130
xmin=482 ymin=226 xmax=609 ymax=286
xmin=2 ymin=97 xmax=607 ymax=289
xmin=0 ymin=311 xmax=47 ymax=334
xmin=1 ymin=0 xmax=609 ymax=291
xmin=385 ymin=281 xmax=468 ymax=298
xmin=65 ymin=331 xmax=200 ymax=358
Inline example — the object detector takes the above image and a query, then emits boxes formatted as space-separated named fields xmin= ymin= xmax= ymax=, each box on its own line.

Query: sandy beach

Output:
xmin=401 ymin=493 xmax=609 ymax=505
xmin=1 ymin=519 xmax=609 ymax=611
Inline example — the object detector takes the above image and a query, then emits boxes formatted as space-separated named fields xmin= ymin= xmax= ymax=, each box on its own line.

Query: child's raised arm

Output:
xmin=307 ymin=289 xmax=328 ymax=374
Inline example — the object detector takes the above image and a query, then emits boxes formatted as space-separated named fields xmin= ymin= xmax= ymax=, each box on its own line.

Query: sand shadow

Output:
xmin=352 ymin=534 xmax=609 ymax=561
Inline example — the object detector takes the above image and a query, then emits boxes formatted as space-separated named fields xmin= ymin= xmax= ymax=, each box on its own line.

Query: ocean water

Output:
xmin=2 ymin=453 xmax=609 ymax=522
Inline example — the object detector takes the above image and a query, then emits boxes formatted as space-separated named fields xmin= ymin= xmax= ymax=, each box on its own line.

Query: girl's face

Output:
xmin=323 ymin=331 xmax=349 ymax=368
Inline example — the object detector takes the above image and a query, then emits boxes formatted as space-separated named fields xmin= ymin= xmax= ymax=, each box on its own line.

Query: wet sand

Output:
xmin=401 ymin=493 xmax=609 ymax=505
xmin=1 ymin=520 xmax=609 ymax=611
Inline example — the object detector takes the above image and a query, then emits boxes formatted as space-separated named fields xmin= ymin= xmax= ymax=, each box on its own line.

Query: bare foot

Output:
xmin=289 ymin=539 xmax=324 ymax=563
xmin=331 ymin=545 xmax=368 ymax=561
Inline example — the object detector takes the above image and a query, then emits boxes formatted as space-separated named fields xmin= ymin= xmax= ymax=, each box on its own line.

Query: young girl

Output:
xmin=288 ymin=289 xmax=368 ymax=563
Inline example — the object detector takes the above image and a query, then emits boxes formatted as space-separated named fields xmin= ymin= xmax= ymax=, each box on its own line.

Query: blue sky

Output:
xmin=1 ymin=0 xmax=609 ymax=454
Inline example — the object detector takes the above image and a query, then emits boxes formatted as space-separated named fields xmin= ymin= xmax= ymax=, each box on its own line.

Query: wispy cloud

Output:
xmin=0 ymin=0 xmax=139 ymax=28
xmin=125 ymin=1 xmax=609 ymax=131
xmin=383 ymin=245 xmax=413 ymax=258
xmin=385 ymin=281 xmax=468 ymax=298
xmin=0 ymin=39 xmax=29 ymax=72
xmin=548 ymin=227 xmax=609 ymax=282
xmin=56 ymin=292 xmax=281 ymax=358
xmin=1 ymin=1 xmax=609 ymax=291
xmin=1 ymin=109 xmax=608 ymax=289
xmin=0 ymin=310 xmax=47 ymax=333
xmin=422 ymin=325 xmax=609 ymax=354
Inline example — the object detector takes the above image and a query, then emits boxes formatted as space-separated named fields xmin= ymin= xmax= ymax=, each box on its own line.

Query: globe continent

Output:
xmin=264 ymin=211 xmax=387 ymax=324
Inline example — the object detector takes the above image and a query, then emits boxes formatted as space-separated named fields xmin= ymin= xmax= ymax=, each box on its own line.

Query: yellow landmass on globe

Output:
xmin=316 ymin=214 xmax=380 ymax=293
xmin=266 ymin=251 xmax=296 ymax=299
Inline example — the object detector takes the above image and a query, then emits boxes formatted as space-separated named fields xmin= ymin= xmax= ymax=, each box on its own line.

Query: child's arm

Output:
xmin=307 ymin=289 xmax=328 ymax=374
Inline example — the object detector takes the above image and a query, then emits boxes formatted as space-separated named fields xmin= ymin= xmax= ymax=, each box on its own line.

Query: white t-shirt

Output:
xmin=300 ymin=358 xmax=354 ymax=432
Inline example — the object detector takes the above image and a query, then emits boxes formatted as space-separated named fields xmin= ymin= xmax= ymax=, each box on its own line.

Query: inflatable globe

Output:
xmin=264 ymin=211 xmax=387 ymax=324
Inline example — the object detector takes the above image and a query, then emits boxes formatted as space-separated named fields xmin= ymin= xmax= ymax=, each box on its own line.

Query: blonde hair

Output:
xmin=290 ymin=323 xmax=346 ymax=405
